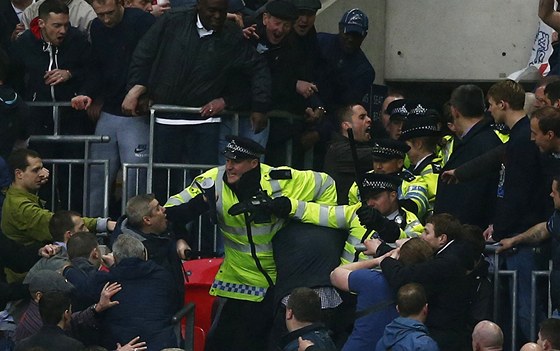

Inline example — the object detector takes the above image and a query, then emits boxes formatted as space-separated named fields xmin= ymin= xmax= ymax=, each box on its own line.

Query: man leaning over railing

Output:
xmin=121 ymin=0 xmax=271 ymax=200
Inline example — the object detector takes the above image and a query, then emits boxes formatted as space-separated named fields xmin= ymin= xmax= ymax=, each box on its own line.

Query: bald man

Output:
xmin=520 ymin=343 xmax=543 ymax=351
xmin=471 ymin=320 xmax=504 ymax=351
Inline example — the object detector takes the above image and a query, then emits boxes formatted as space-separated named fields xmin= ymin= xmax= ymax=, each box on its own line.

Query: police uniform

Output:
xmin=347 ymin=139 xmax=430 ymax=220
xmin=290 ymin=173 xmax=423 ymax=264
xmin=164 ymin=135 xmax=337 ymax=351
xmin=399 ymin=105 xmax=442 ymax=217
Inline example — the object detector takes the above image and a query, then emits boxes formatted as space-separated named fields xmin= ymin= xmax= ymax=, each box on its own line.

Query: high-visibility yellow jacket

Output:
xmin=348 ymin=172 xmax=430 ymax=220
xmin=165 ymin=164 xmax=337 ymax=302
xmin=288 ymin=200 xmax=423 ymax=264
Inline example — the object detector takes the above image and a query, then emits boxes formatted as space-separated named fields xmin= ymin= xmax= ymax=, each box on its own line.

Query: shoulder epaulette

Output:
xmin=398 ymin=170 xmax=416 ymax=182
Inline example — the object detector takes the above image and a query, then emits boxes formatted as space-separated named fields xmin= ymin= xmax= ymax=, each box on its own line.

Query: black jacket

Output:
xmin=127 ymin=7 xmax=271 ymax=115
xmin=434 ymin=117 xmax=503 ymax=229
xmin=9 ymin=21 xmax=90 ymax=102
xmin=380 ymin=240 xmax=473 ymax=350
xmin=15 ymin=325 xmax=85 ymax=351
xmin=90 ymin=258 xmax=179 ymax=351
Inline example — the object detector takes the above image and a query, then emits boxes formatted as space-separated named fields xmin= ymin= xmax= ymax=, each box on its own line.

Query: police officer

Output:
xmin=164 ymin=135 xmax=337 ymax=351
xmin=287 ymin=172 xmax=423 ymax=264
xmin=348 ymin=139 xmax=430 ymax=221
xmin=399 ymin=105 xmax=442 ymax=218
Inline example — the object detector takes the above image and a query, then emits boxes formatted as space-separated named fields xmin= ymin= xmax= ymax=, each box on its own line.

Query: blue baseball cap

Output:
xmin=339 ymin=8 xmax=368 ymax=37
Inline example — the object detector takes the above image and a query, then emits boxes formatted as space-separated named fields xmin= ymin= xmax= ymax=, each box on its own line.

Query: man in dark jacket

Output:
xmin=279 ymin=287 xmax=336 ymax=351
xmin=110 ymin=193 xmax=183 ymax=309
xmin=123 ymin=0 xmax=271 ymax=199
xmin=70 ymin=0 xmax=155 ymax=217
xmin=9 ymin=0 xmax=91 ymax=136
xmin=15 ymin=292 xmax=85 ymax=351
xmin=90 ymin=234 xmax=179 ymax=350
xmin=378 ymin=214 xmax=474 ymax=351
xmin=434 ymin=84 xmax=504 ymax=229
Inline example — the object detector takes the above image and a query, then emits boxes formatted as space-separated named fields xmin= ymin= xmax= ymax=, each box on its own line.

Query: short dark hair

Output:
xmin=126 ymin=193 xmax=156 ymax=230
xmin=38 ymin=0 xmax=69 ymax=19
xmin=7 ymin=148 xmax=40 ymax=177
xmin=286 ymin=287 xmax=321 ymax=323
xmin=399 ymin=237 xmax=433 ymax=266
xmin=461 ymin=224 xmax=485 ymax=256
xmin=396 ymin=283 xmax=427 ymax=317
xmin=539 ymin=318 xmax=560 ymax=348
xmin=532 ymin=106 xmax=560 ymax=136
xmin=49 ymin=210 xmax=81 ymax=242
xmin=450 ymin=84 xmax=486 ymax=118
xmin=427 ymin=213 xmax=463 ymax=241
xmin=336 ymin=105 xmax=354 ymax=126
xmin=545 ymin=81 xmax=560 ymax=105
xmin=39 ymin=291 xmax=71 ymax=326
xmin=487 ymin=79 xmax=526 ymax=111
xmin=67 ymin=232 xmax=98 ymax=260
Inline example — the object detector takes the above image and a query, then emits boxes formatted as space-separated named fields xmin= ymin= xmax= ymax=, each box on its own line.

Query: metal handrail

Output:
xmin=26 ymin=101 xmax=72 ymax=136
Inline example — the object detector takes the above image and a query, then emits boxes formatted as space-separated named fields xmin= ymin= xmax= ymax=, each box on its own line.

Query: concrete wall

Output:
xmin=315 ymin=0 xmax=540 ymax=83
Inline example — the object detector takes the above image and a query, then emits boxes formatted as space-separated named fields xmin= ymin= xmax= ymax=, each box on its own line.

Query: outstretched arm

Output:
xmin=539 ymin=0 xmax=560 ymax=31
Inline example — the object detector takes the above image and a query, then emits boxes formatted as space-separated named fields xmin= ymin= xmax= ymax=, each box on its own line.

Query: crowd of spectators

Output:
xmin=3 ymin=0 xmax=560 ymax=350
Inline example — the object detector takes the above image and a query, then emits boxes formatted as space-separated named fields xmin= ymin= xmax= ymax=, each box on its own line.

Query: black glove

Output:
xmin=267 ymin=196 xmax=292 ymax=218
xmin=356 ymin=203 xmax=382 ymax=231
xmin=356 ymin=203 xmax=400 ymax=243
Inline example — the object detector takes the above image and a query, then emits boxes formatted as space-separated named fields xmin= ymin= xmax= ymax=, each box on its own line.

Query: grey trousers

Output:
xmin=87 ymin=111 xmax=149 ymax=217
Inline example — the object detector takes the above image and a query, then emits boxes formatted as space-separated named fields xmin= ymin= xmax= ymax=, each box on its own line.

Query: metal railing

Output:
xmin=29 ymin=134 xmax=111 ymax=217
xmin=27 ymin=101 xmax=72 ymax=136
xmin=484 ymin=244 xmax=553 ymax=349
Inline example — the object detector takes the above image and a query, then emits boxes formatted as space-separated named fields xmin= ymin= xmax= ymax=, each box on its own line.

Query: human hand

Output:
xmin=121 ymin=85 xmax=146 ymax=116
xmin=150 ymin=2 xmax=170 ymax=16
xmin=11 ymin=23 xmax=25 ymax=41
xmin=39 ymin=167 xmax=49 ymax=185
xmin=44 ymin=69 xmax=72 ymax=86
xmin=304 ymin=107 xmax=324 ymax=124
xmin=389 ymin=247 xmax=400 ymax=260
xmin=38 ymin=244 xmax=61 ymax=258
xmin=71 ymin=95 xmax=92 ymax=110
xmin=116 ymin=336 xmax=147 ymax=351
xmin=483 ymin=224 xmax=494 ymax=242
xmin=267 ymin=196 xmax=291 ymax=218
xmin=250 ymin=112 xmax=268 ymax=133
xmin=176 ymin=239 xmax=191 ymax=260
xmin=107 ymin=221 xmax=116 ymax=232
xmin=200 ymin=98 xmax=226 ymax=117
xmin=87 ymin=99 xmax=104 ymax=123
xmin=356 ymin=203 xmax=381 ymax=231
xmin=242 ymin=24 xmax=259 ymax=40
xmin=227 ymin=12 xmax=244 ymax=27
xmin=298 ymin=337 xmax=314 ymax=351
xmin=440 ymin=169 xmax=458 ymax=184
xmin=496 ymin=237 xmax=515 ymax=254
xmin=96 ymin=281 xmax=121 ymax=312
xmin=296 ymin=80 xmax=318 ymax=99
xmin=101 ymin=252 xmax=115 ymax=268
